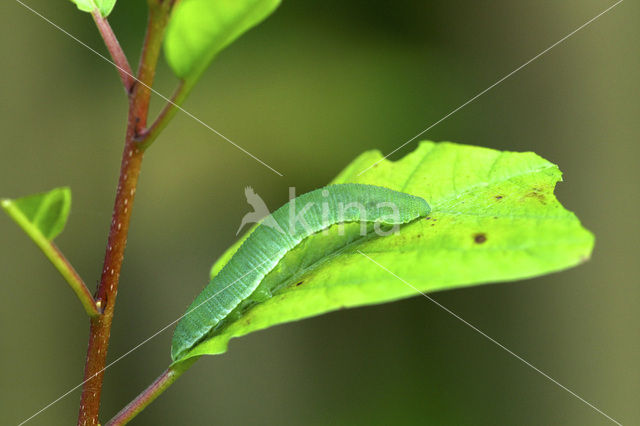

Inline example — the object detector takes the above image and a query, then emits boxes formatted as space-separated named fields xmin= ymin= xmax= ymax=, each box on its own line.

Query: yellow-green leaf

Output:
xmin=174 ymin=142 xmax=594 ymax=363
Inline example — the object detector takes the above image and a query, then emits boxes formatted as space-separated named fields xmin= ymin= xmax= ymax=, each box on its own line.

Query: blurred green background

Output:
xmin=1 ymin=1 xmax=637 ymax=424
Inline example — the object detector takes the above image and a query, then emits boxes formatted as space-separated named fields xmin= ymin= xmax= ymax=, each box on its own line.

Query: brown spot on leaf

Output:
xmin=473 ymin=233 xmax=487 ymax=244
xmin=495 ymin=195 xmax=503 ymax=200
xmin=295 ymin=281 xmax=304 ymax=287
xmin=525 ymin=189 xmax=547 ymax=204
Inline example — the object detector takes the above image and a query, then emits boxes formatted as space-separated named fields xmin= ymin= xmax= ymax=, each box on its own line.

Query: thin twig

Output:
xmin=135 ymin=80 xmax=190 ymax=150
xmin=106 ymin=358 xmax=198 ymax=426
xmin=90 ymin=9 xmax=134 ymax=93
xmin=51 ymin=243 xmax=101 ymax=316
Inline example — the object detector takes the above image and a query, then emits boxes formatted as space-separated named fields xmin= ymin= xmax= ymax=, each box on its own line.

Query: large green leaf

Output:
xmin=2 ymin=187 xmax=71 ymax=241
xmin=68 ymin=0 xmax=116 ymax=17
xmin=164 ymin=0 xmax=281 ymax=80
xmin=174 ymin=142 xmax=594 ymax=364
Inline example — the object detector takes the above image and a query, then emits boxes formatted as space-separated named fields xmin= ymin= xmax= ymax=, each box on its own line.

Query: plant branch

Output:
xmin=91 ymin=9 xmax=134 ymax=93
xmin=77 ymin=3 xmax=174 ymax=425
xmin=106 ymin=358 xmax=198 ymax=426
xmin=135 ymin=79 xmax=192 ymax=150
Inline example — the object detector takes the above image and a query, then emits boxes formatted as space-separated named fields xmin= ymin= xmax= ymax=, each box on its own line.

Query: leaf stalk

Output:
xmin=1 ymin=199 xmax=99 ymax=317
xmin=106 ymin=358 xmax=198 ymax=426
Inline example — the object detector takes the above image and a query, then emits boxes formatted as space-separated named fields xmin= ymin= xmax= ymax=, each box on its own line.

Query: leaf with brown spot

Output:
xmin=180 ymin=142 xmax=594 ymax=361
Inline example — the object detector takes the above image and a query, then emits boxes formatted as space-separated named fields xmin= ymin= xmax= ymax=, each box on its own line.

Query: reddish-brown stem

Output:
xmin=91 ymin=9 xmax=134 ymax=93
xmin=77 ymin=3 xmax=174 ymax=426
xmin=77 ymin=131 xmax=143 ymax=426
xmin=106 ymin=358 xmax=198 ymax=426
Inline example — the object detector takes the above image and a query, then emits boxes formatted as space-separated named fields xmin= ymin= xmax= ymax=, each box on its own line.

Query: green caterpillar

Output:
xmin=171 ymin=183 xmax=430 ymax=361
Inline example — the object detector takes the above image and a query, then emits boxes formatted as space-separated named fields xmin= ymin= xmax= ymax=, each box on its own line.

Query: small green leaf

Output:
xmin=174 ymin=142 xmax=594 ymax=363
xmin=164 ymin=0 xmax=281 ymax=80
xmin=69 ymin=0 xmax=116 ymax=17
xmin=3 ymin=187 xmax=99 ymax=317
xmin=2 ymin=187 xmax=71 ymax=241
